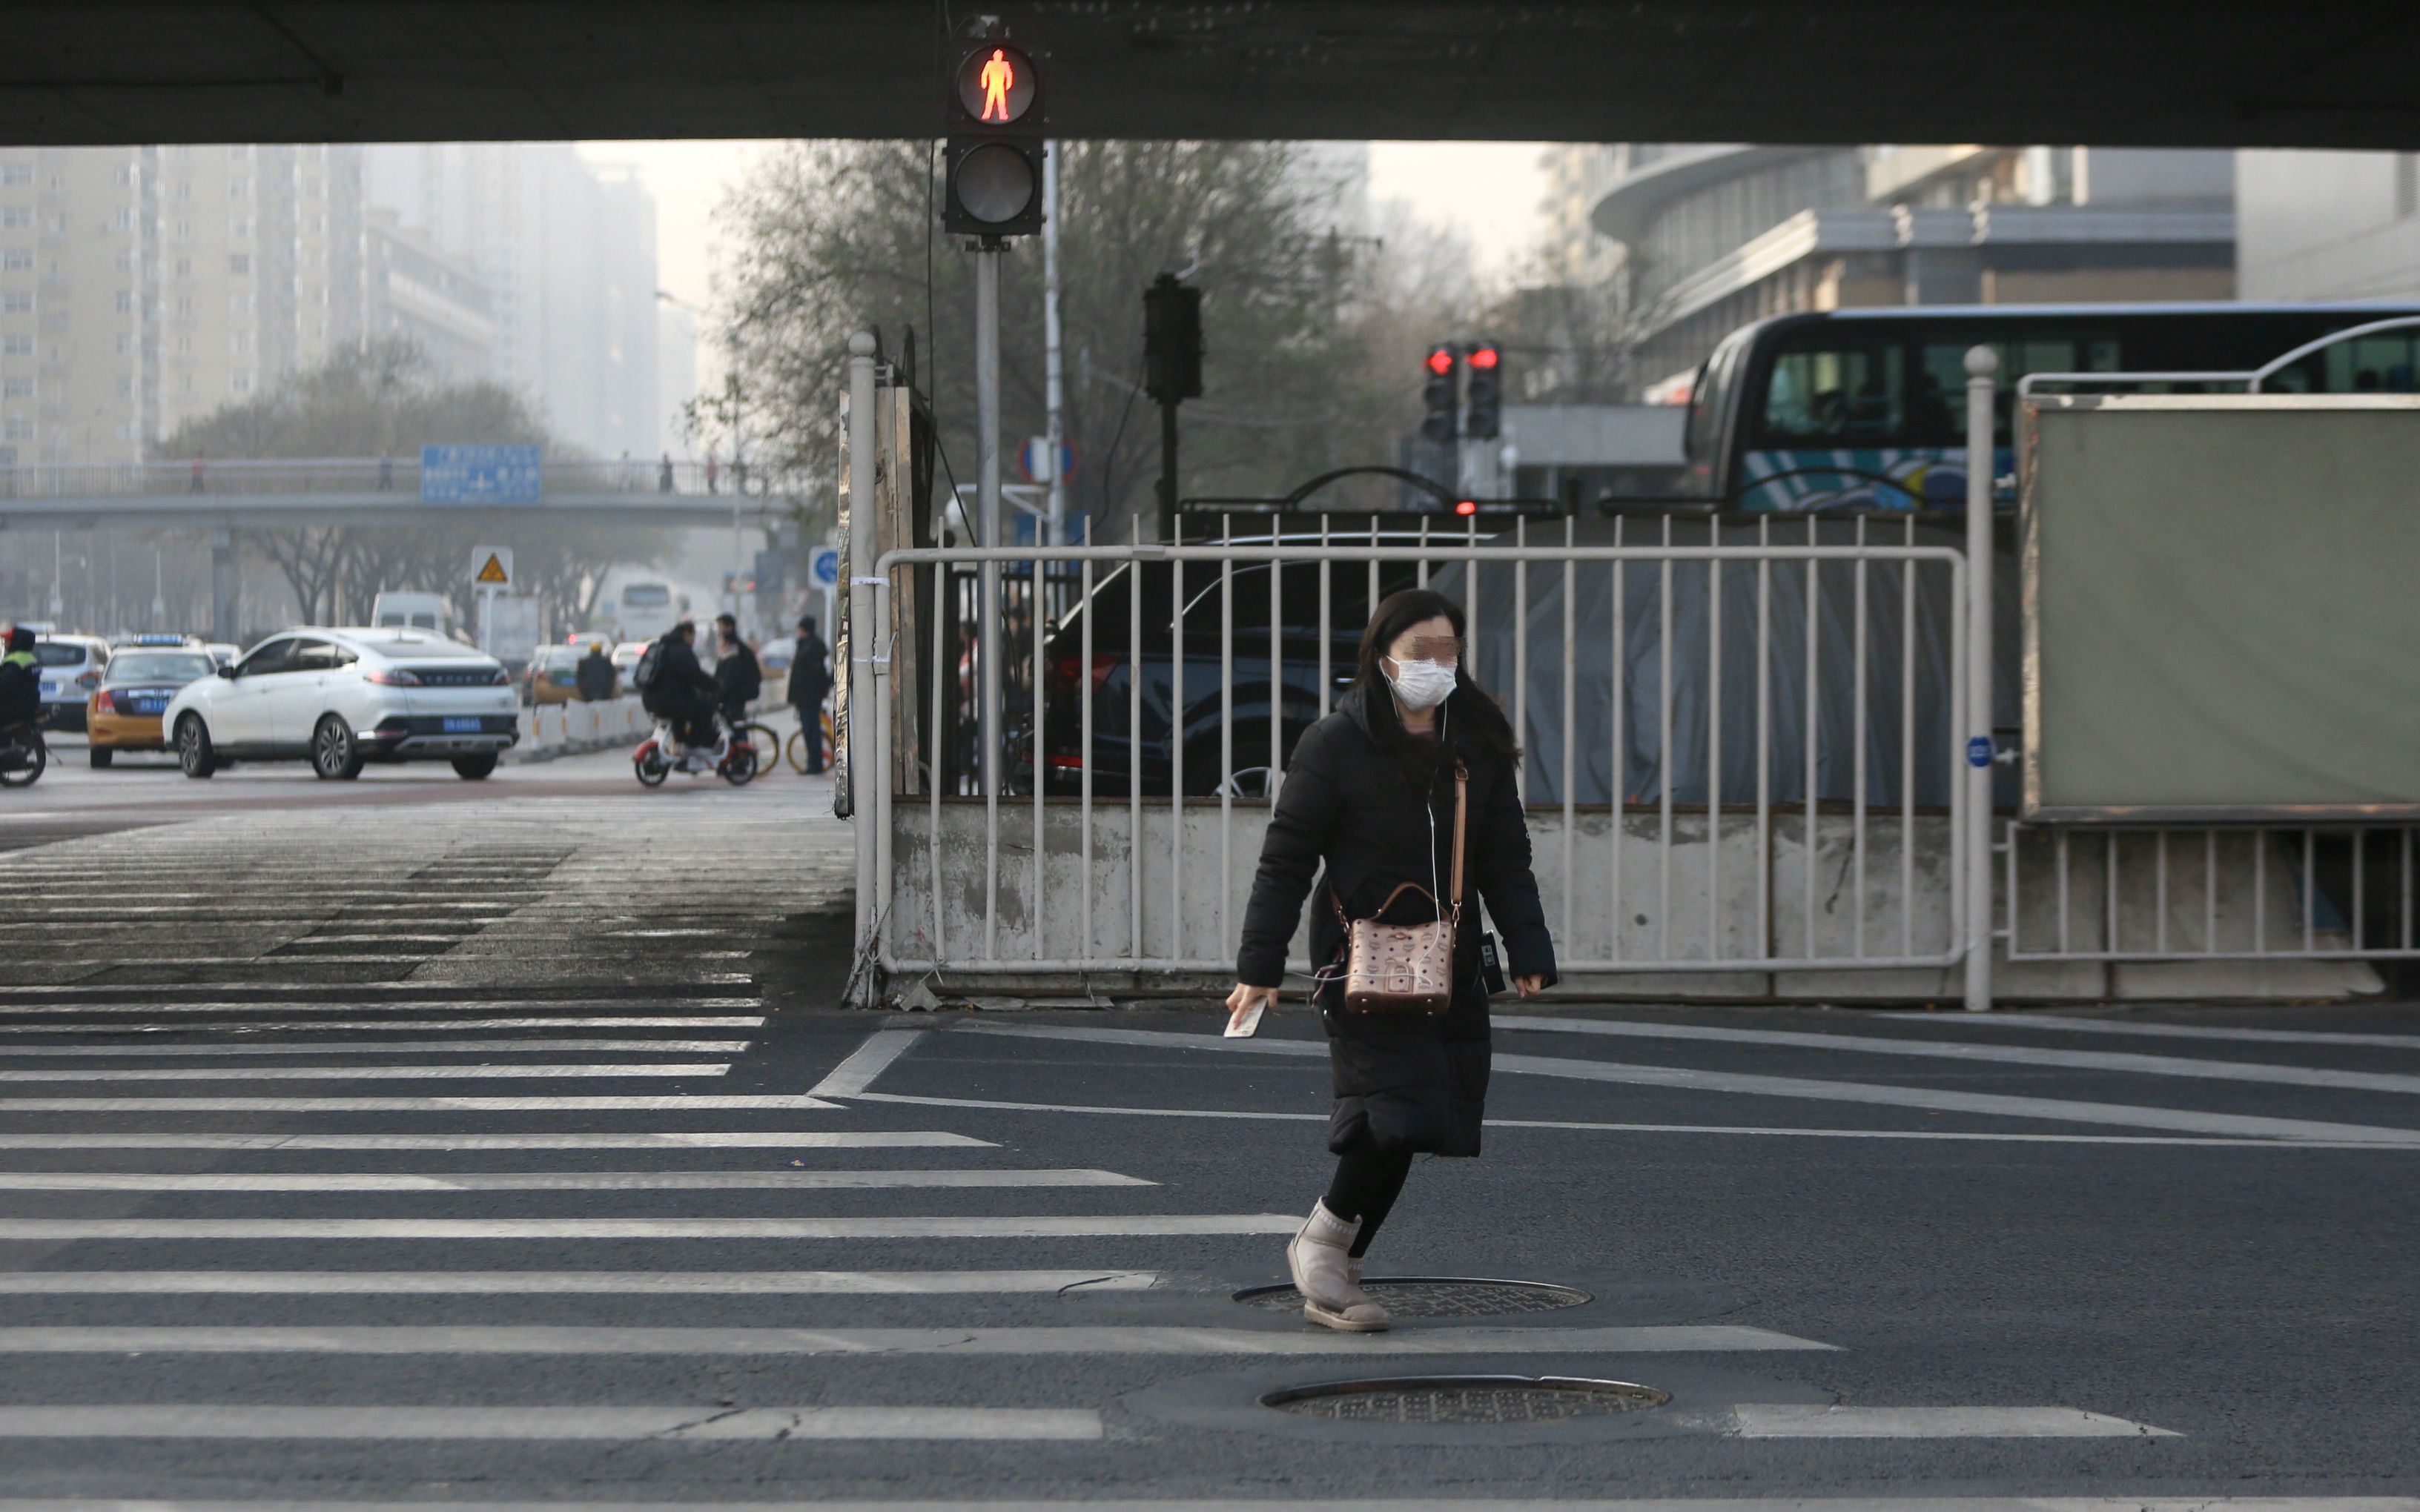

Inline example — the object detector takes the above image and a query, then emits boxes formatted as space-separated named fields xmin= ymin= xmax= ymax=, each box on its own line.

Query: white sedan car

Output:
xmin=164 ymin=628 xmax=519 ymax=781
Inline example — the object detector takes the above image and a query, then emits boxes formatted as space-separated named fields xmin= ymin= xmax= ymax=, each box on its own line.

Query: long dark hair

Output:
xmin=1354 ymin=588 xmax=1519 ymax=792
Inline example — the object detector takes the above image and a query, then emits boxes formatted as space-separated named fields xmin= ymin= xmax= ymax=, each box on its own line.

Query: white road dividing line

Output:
xmin=0 ymin=1095 xmax=838 ymax=1112
xmin=0 ymin=1130 xmax=985 ymax=1151
xmin=1496 ymin=1014 xmax=2420 ymax=1097
xmin=0 ymin=997 xmax=764 ymax=1011
xmin=0 ymin=976 xmax=758 ymax=994
xmin=0 ymin=1063 xmax=731 ymax=1082
xmin=0 ymin=1039 xmax=750 ymax=1056
xmin=844 ymin=1091 xmax=2420 ymax=1150
xmin=0 ymin=1323 xmax=1834 ymax=1357
xmin=0 ymin=1500 xmax=2395 ymax=1512
xmin=0 ymin=1404 xmax=1105 ymax=1442
xmin=1882 ymin=1009 xmax=2420 ymax=1051
xmin=0 ymin=1215 xmax=1300 ymax=1241
xmin=0 ymin=1270 xmax=1160 ymax=1296
xmin=0 ymin=1168 xmax=1151 ymax=1193
xmin=1728 ymin=1404 xmax=2178 ymax=1439
xmin=953 ymin=1022 xmax=2420 ymax=1147
xmin=810 ymin=1029 xmax=928 ymax=1098
xmin=0 ymin=1017 xmax=768 ymax=1033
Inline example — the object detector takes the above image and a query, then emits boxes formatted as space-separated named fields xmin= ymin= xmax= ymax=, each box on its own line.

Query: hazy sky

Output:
xmin=578 ymin=139 xmax=1554 ymax=331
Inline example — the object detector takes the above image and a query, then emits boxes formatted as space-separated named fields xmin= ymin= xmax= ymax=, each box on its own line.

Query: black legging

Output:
xmin=1323 ymin=1147 xmax=1413 ymax=1259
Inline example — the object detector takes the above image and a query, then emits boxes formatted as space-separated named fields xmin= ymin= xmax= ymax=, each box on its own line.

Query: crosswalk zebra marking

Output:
xmin=0 ymin=1131 xmax=985 ymax=1151
xmin=0 ymin=1324 xmax=1837 ymax=1356
xmin=0 ymin=1169 xmax=1152 ymax=1193
xmin=0 ymin=1405 xmax=1105 ymax=1442
xmin=809 ymin=1029 xmax=928 ymax=1098
xmin=0 ymin=1039 xmax=752 ymax=1056
xmin=0 ymin=1064 xmax=732 ymax=1082
xmin=0 ymin=1216 xmax=1296 ymax=1241
xmin=1882 ymin=1009 xmax=2420 ymax=1051
xmin=0 ymin=1018 xmax=768 ymax=1033
xmin=0 ymin=1095 xmax=838 ymax=1111
xmin=0 ymin=1270 xmax=1161 ymax=1296
xmin=1728 ymin=1403 xmax=2178 ymax=1438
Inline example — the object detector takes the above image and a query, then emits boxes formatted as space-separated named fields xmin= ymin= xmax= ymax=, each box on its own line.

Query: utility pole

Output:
xmin=845 ymin=331 xmax=879 ymax=1005
xmin=1143 ymin=273 xmax=1202 ymax=543
xmin=975 ymin=244 xmax=1004 ymax=798
xmin=1042 ymin=145 xmax=1066 ymax=548
xmin=1963 ymin=343 xmax=1999 ymax=1012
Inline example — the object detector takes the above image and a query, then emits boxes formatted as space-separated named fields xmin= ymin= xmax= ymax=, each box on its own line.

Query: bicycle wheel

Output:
xmin=785 ymin=726 xmax=809 ymax=775
xmin=737 ymin=723 xmax=781 ymax=774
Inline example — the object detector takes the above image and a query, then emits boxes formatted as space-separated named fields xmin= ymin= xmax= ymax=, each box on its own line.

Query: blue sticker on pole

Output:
xmin=420 ymin=445 xmax=543 ymax=504
xmin=1966 ymin=735 xmax=1994 ymax=769
xmin=809 ymin=548 xmax=842 ymax=590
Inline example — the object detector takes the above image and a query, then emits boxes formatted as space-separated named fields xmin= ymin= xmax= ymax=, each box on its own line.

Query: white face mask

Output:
xmin=1385 ymin=657 xmax=1457 ymax=712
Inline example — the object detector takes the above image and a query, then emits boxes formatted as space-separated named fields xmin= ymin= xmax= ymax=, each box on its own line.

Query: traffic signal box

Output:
xmin=945 ymin=31 xmax=1046 ymax=238
xmin=1144 ymin=275 xmax=1203 ymax=403
xmin=1421 ymin=344 xmax=1459 ymax=442
xmin=1465 ymin=339 xmax=1503 ymax=440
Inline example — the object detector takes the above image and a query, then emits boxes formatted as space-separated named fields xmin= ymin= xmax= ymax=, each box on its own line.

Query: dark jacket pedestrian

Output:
xmin=640 ymin=623 xmax=718 ymax=746
xmin=713 ymin=615 xmax=761 ymax=726
xmin=0 ymin=626 xmax=39 ymax=726
xmin=575 ymin=643 xmax=616 ymax=702
xmin=787 ymin=617 xmax=833 ymax=773
xmin=1232 ymin=588 xmax=1556 ymax=1333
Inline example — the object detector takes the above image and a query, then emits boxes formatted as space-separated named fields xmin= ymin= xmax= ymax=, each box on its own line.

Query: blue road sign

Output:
xmin=810 ymin=548 xmax=842 ymax=590
xmin=1966 ymin=735 xmax=1994 ymax=769
xmin=420 ymin=445 xmax=543 ymax=504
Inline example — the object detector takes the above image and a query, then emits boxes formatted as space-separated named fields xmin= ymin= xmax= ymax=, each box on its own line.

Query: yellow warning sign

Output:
xmin=475 ymin=554 xmax=511 ymax=585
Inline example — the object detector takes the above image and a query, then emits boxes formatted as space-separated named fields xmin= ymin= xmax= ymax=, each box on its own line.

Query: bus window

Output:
xmin=1920 ymin=336 xmax=2120 ymax=445
xmin=1759 ymin=339 xmax=1904 ymax=445
xmin=2326 ymin=332 xmax=2420 ymax=393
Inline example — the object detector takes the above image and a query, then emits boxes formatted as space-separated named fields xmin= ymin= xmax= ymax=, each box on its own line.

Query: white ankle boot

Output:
xmin=1286 ymin=1201 xmax=1389 ymax=1332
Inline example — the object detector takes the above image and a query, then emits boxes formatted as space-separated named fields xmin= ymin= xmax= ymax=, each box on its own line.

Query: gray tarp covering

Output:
xmin=1431 ymin=516 xmax=2019 ymax=808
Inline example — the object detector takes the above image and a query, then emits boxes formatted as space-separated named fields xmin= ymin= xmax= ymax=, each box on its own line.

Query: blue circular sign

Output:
xmin=1966 ymin=735 xmax=1994 ymax=769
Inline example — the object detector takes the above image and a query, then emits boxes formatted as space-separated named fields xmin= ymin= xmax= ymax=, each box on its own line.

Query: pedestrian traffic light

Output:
xmin=1421 ymin=344 xmax=1459 ymax=442
xmin=1144 ymin=274 xmax=1203 ymax=403
xmin=944 ymin=30 xmax=1047 ymax=238
xmin=1465 ymin=339 xmax=1503 ymax=440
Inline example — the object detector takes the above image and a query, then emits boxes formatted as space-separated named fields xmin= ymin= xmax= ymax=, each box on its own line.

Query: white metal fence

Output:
xmin=865 ymin=526 xmax=1971 ymax=981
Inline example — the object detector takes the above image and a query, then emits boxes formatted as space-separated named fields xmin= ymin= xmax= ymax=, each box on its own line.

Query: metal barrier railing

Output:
xmin=867 ymin=530 xmax=1970 ymax=980
xmin=2000 ymin=821 xmax=2420 ymax=962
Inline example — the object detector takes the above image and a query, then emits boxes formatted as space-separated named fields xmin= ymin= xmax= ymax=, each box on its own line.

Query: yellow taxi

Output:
xmin=87 ymin=640 xmax=220 ymax=768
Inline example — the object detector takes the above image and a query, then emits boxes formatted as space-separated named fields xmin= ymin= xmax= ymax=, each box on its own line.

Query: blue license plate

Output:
xmin=130 ymin=700 xmax=166 ymax=716
xmin=442 ymin=717 xmax=483 ymax=733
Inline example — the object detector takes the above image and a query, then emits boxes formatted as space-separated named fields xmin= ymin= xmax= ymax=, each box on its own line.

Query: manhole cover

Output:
xmin=1261 ymin=1375 xmax=1667 ymax=1424
xmin=1233 ymin=1276 xmax=1591 ymax=1319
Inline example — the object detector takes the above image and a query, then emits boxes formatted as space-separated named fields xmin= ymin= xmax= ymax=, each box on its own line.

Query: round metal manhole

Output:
xmin=1232 ymin=1276 xmax=1592 ymax=1319
xmin=1260 ymin=1375 xmax=1667 ymax=1424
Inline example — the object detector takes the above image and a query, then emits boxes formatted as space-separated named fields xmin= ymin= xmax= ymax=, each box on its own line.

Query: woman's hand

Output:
xmin=1513 ymin=974 xmax=1547 ymax=998
xmin=1225 ymin=982 xmax=1279 ymax=1029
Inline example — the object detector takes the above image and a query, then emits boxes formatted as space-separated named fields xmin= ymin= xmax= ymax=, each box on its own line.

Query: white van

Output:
xmin=370 ymin=591 xmax=454 ymax=636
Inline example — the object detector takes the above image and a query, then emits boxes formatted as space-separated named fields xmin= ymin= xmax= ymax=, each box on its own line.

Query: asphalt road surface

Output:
xmin=0 ymin=749 xmax=2416 ymax=1511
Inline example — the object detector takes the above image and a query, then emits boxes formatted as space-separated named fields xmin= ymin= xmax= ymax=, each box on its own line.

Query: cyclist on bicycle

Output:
xmin=638 ymin=620 xmax=721 ymax=757
xmin=0 ymin=626 xmax=39 ymax=735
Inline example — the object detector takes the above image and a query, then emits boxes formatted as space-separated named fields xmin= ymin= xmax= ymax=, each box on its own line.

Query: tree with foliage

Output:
xmin=715 ymin=139 xmax=1472 ymax=540
xmin=155 ymin=342 xmax=667 ymax=634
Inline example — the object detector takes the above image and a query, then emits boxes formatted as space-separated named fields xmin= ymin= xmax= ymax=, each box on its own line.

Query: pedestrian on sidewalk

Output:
xmin=787 ymin=614 xmax=831 ymax=773
xmin=1228 ymin=588 xmax=1556 ymax=1333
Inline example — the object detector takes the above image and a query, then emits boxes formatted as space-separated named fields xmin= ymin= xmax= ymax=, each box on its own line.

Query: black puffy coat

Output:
xmin=788 ymin=632 xmax=832 ymax=708
xmin=1237 ymin=683 xmax=1556 ymax=1158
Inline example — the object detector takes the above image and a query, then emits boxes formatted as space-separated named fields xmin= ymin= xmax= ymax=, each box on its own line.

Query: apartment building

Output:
xmin=0 ymin=147 xmax=146 ymax=467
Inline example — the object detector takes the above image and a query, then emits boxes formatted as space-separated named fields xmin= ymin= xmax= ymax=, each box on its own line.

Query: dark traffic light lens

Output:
xmin=956 ymin=142 xmax=1037 ymax=224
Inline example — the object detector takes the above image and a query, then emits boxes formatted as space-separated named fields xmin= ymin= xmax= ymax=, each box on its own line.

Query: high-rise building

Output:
xmin=1542 ymin=144 xmax=2237 ymax=402
xmin=364 ymin=143 xmax=661 ymax=460
xmin=656 ymin=300 xmax=697 ymax=460
xmin=363 ymin=209 xmax=495 ymax=385
xmin=0 ymin=147 xmax=146 ymax=467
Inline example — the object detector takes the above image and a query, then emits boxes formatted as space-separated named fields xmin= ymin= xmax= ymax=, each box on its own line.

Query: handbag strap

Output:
xmin=1448 ymin=763 xmax=1468 ymax=915
xmin=1333 ymin=879 xmax=1435 ymax=927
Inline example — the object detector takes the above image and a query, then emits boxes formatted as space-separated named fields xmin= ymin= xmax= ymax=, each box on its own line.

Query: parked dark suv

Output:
xmin=1016 ymin=537 xmax=1432 ymax=798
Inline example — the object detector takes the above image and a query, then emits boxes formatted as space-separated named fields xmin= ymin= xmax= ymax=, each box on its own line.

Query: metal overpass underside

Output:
xmin=7 ymin=2 xmax=2419 ymax=150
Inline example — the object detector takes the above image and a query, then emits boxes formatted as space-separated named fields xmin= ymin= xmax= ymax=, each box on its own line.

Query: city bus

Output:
xmin=1680 ymin=302 xmax=2420 ymax=511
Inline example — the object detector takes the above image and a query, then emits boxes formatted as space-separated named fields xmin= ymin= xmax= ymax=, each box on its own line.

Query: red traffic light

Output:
xmin=956 ymin=42 xmax=1037 ymax=126
xmin=1454 ymin=499 xmax=1478 ymax=516
xmin=1467 ymin=345 xmax=1500 ymax=371
xmin=1424 ymin=346 xmax=1456 ymax=377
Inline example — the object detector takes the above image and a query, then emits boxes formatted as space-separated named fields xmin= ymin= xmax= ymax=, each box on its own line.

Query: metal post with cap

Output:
xmin=846 ymin=330 xmax=880 ymax=1005
xmin=1963 ymin=343 xmax=1998 ymax=1012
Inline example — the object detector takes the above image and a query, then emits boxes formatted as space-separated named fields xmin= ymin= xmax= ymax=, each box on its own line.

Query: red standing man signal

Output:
xmin=979 ymin=47 xmax=1016 ymax=122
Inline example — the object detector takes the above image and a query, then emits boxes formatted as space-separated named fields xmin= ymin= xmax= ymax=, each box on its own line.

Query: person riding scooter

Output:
xmin=635 ymin=620 xmax=721 ymax=767
xmin=0 ymin=626 xmax=39 ymax=735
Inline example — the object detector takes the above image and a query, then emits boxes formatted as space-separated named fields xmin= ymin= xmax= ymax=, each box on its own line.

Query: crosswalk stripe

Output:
xmin=0 ymin=1405 xmax=1105 ymax=1441
xmin=0 ymin=1018 xmax=768 ymax=1032
xmin=0 ymin=975 xmax=758 ymax=994
xmin=0 ymin=1063 xmax=731 ymax=1082
xmin=0 ymin=1131 xmax=984 ymax=1150
xmin=1728 ymin=1403 xmax=2178 ymax=1438
xmin=1883 ymin=1009 xmax=2420 ymax=1051
xmin=0 ymin=1095 xmax=838 ymax=1111
xmin=0 ymin=1169 xmax=1151 ymax=1192
xmin=0 ymin=1324 xmax=1835 ymax=1356
xmin=955 ymin=1022 xmax=2420 ymax=1147
xmin=0 ymin=997 xmax=764 ymax=1011
xmin=0 ymin=1270 xmax=1160 ymax=1295
xmin=0 ymin=1039 xmax=751 ymax=1056
xmin=0 ymin=1501 xmax=2395 ymax=1512
xmin=1495 ymin=1013 xmax=2420 ymax=1096
xmin=0 ymin=1215 xmax=1295 ymax=1240
xmin=810 ymin=1029 xmax=928 ymax=1098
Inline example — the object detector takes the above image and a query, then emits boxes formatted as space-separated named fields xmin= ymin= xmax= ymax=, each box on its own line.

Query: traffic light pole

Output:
xmin=975 ymin=241 xmax=1005 ymax=800
xmin=1157 ymin=397 xmax=1180 ymax=543
xmin=1042 ymin=147 xmax=1066 ymax=549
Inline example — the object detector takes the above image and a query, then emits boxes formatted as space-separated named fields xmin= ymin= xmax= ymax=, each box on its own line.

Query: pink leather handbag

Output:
xmin=1332 ymin=765 xmax=1467 ymax=1015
